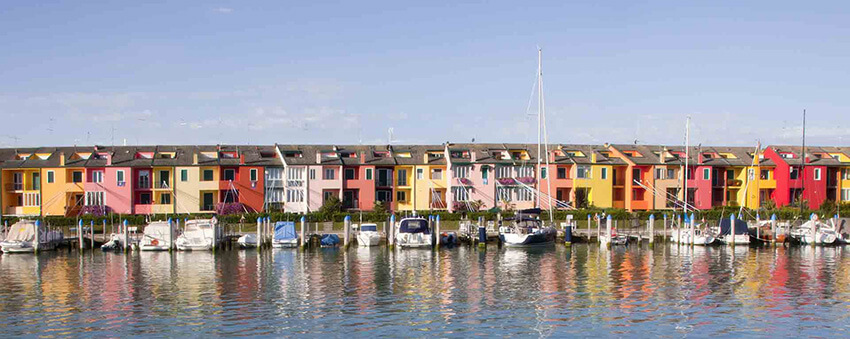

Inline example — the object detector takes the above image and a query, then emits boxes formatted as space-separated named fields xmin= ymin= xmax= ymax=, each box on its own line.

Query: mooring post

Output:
xmin=266 ymin=217 xmax=272 ymax=246
xmin=730 ymin=213 xmax=736 ymax=247
xmin=102 ymin=219 xmax=107 ymax=248
xmin=344 ymin=215 xmax=351 ymax=248
xmin=90 ymin=220 xmax=95 ymax=249
xmin=770 ymin=214 xmax=777 ymax=246
xmin=77 ymin=219 xmax=84 ymax=251
xmin=564 ymin=217 xmax=572 ymax=246
xmin=663 ymin=214 xmax=668 ymax=243
xmin=389 ymin=214 xmax=396 ymax=248
xmin=256 ymin=217 xmax=263 ymax=250
xmin=478 ymin=223 xmax=486 ymax=249
xmin=300 ymin=216 xmax=307 ymax=249
xmin=811 ymin=213 xmax=817 ymax=248
xmin=677 ymin=215 xmax=682 ymax=246
xmin=690 ymin=213 xmax=695 ymax=248
xmin=435 ymin=215 xmax=441 ymax=248
xmin=605 ymin=215 xmax=613 ymax=248
xmin=34 ymin=220 xmax=41 ymax=253
xmin=596 ymin=214 xmax=601 ymax=242
xmin=586 ymin=214 xmax=591 ymax=243
xmin=123 ymin=219 xmax=129 ymax=252
xmin=649 ymin=214 xmax=655 ymax=247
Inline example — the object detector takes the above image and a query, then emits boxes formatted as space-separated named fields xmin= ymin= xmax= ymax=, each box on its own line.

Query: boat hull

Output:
xmin=396 ymin=233 xmax=433 ymax=248
xmin=500 ymin=230 xmax=556 ymax=247
xmin=272 ymin=239 xmax=299 ymax=248
xmin=357 ymin=233 xmax=381 ymax=246
xmin=139 ymin=245 xmax=170 ymax=251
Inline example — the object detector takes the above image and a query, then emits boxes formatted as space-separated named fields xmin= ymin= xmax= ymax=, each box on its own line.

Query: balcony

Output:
xmin=430 ymin=201 xmax=447 ymax=209
xmin=5 ymin=183 xmax=23 ymax=191
xmin=376 ymin=179 xmax=392 ymax=188
xmin=136 ymin=180 xmax=152 ymax=189
xmin=726 ymin=179 xmax=742 ymax=187
xmin=343 ymin=199 xmax=360 ymax=210
xmin=154 ymin=181 xmax=172 ymax=190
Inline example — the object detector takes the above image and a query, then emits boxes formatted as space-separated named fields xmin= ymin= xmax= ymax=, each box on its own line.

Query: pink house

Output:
xmin=307 ymin=146 xmax=343 ymax=212
xmin=82 ymin=150 xmax=133 ymax=215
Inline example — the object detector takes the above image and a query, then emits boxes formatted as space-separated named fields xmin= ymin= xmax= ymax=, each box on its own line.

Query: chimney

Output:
xmin=591 ymin=152 xmax=597 ymax=163
xmin=59 ymin=152 xmax=65 ymax=167
xmin=316 ymin=153 xmax=321 ymax=164
xmin=106 ymin=152 xmax=112 ymax=166
xmin=193 ymin=153 xmax=198 ymax=165
xmin=471 ymin=149 xmax=477 ymax=162
xmin=661 ymin=147 xmax=667 ymax=164
xmin=360 ymin=151 xmax=367 ymax=164
xmin=240 ymin=154 xmax=245 ymax=165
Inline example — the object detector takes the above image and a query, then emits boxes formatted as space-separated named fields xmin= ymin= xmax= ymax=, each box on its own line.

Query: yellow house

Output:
xmin=175 ymin=166 xmax=201 ymax=214
xmin=574 ymin=149 xmax=617 ymax=209
xmin=1 ymin=166 xmax=41 ymax=216
xmin=413 ymin=148 xmax=448 ymax=211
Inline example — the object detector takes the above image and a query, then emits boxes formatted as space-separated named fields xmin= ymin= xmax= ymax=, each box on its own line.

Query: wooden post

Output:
xmin=300 ymin=216 xmax=307 ymax=249
xmin=78 ymin=219 xmax=84 ymax=251
xmin=690 ymin=213 xmax=695 ymax=248
xmin=771 ymin=214 xmax=777 ymax=246
xmin=388 ymin=214 xmax=395 ymax=248
xmin=34 ymin=220 xmax=41 ymax=253
xmin=90 ymin=220 xmax=95 ymax=249
xmin=676 ymin=215 xmax=681 ymax=245
xmin=730 ymin=213 xmax=736 ymax=247
xmin=596 ymin=214 xmax=601 ymax=242
xmin=435 ymin=215 xmax=441 ymax=248
xmin=649 ymin=214 xmax=655 ymax=247
xmin=663 ymin=214 xmax=668 ymax=243
xmin=811 ymin=213 xmax=817 ymax=247
xmin=343 ymin=215 xmax=351 ymax=248
xmin=256 ymin=217 xmax=263 ymax=250
xmin=123 ymin=219 xmax=129 ymax=252
xmin=587 ymin=214 xmax=591 ymax=243
xmin=605 ymin=215 xmax=612 ymax=247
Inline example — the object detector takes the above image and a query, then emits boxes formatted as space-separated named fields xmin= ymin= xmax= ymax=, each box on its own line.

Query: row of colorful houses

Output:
xmin=2 ymin=143 xmax=849 ymax=217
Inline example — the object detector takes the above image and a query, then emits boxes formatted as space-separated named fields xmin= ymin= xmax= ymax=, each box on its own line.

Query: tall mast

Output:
xmin=801 ymin=109 xmax=806 ymax=213
xmin=536 ymin=48 xmax=542 ymax=209
xmin=684 ymin=116 xmax=690 ymax=215
xmin=537 ymin=48 xmax=554 ymax=224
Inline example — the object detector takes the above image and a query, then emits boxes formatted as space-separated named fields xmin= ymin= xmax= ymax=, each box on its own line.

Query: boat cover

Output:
xmin=274 ymin=222 xmax=297 ymax=241
xmin=360 ymin=224 xmax=378 ymax=232
xmin=144 ymin=222 xmax=172 ymax=239
xmin=4 ymin=221 xmax=35 ymax=242
xmin=719 ymin=218 xmax=749 ymax=235
xmin=399 ymin=219 xmax=430 ymax=234
xmin=320 ymin=234 xmax=340 ymax=246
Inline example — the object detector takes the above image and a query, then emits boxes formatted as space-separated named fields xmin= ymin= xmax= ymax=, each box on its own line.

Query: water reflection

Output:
xmin=3 ymin=244 xmax=850 ymax=336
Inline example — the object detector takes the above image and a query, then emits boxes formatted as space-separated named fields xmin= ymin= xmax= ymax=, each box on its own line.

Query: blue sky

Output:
xmin=1 ymin=1 xmax=849 ymax=148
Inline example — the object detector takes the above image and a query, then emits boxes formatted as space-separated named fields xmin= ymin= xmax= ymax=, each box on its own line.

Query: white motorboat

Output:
xmin=101 ymin=233 xmax=128 ymax=251
xmin=139 ymin=221 xmax=177 ymax=251
xmin=395 ymin=217 xmax=433 ymax=248
xmin=499 ymin=209 xmax=557 ymax=247
xmin=671 ymin=226 xmax=717 ymax=245
xmin=1 ymin=220 xmax=63 ymax=253
xmin=237 ymin=233 xmax=258 ymax=248
xmin=791 ymin=219 xmax=837 ymax=245
xmin=272 ymin=221 xmax=299 ymax=248
xmin=176 ymin=219 xmax=218 ymax=251
xmin=356 ymin=223 xmax=381 ymax=246
xmin=599 ymin=232 xmax=629 ymax=246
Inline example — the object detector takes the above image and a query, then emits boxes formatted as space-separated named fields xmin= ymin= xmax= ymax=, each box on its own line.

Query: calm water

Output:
xmin=1 ymin=243 xmax=850 ymax=337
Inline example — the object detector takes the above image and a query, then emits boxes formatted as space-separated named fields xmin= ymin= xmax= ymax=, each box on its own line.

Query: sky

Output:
xmin=1 ymin=1 xmax=849 ymax=148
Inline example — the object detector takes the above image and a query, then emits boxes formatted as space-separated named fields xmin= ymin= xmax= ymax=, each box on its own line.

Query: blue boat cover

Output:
xmin=320 ymin=234 xmax=340 ymax=246
xmin=399 ymin=219 xmax=430 ymax=234
xmin=718 ymin=218 xmax=749 ymax=235
xmin=360 ymin=224 xmax=378 ymax=232
xmin=274 ymin=222 xmax=297 ymax=241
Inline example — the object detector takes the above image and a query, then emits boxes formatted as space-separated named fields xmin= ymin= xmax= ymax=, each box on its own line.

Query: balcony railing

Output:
xmin=5 ymin=183 xmax=23 ymax=191
xmin=376 ymin=180 xmax=392 ymax=187
xmin=154 ymin=181 xmax=171 ymax=189
xmin=137 ymin=180 xmax=151 ymax=189
xmin=430 ymin=201 xmax=447 ymax=209
xmin=726 ymin=179 xmax=742 ymax=187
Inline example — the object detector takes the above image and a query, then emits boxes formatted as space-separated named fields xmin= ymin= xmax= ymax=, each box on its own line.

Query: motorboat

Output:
xmin=175 ymin=219 xmax=218 ymax=251
xmin=237 ymin=233 xmax=258 ymax=248
xmin=272 ymin=221 xmax=299 ymax=248
xmin=670 ymin=225 xmax=717 ymax=245
xmin=395 ymin=217 xmax=433 ymax=248
xmin=1 ymin=220 xmax=63 ymax=253
xmin=139 ymin=221 xmax=176 ymax=251
xmin=498 ymin=208 xmax=557 ymax=247
xmin=356 ymin=223 xmax=381 ymax=247
xmin=439 ymin=231 xmax=458 ymax=246
xmin=101 ymin=233 xmax=128 ymax=251
xmin=599 ymin=231 xmax=629 ymax=246
xmin=716 ymin=218 xmax=751 ymax=245
xmin=790 ymin=219 xmax=837 ymax=245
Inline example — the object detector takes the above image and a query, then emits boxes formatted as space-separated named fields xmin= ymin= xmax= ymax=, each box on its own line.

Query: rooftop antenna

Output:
xmin=387 ymin=127 xmax=395 ymax=145
xmin=800 ymin=109 xmax=806 ymax=214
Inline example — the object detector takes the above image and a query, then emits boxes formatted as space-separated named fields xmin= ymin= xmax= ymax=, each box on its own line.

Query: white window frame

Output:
xmin=92 ymin=170 xmax=104 ymax=183
xmin=416 ymin=168 xmax=424 ymax=180
xmin=47 ymin=170 xmax=55 ymax=184
xmin=309 ymin=168 xmax=316 ymax=180
xmin=250 ymin=168 xmax=258 ymax=182
xmin=515 ymin=166 xmax=533 ymax=178
xmin=451 ymin=186 xmax=469 ymax=202
xmin=85 ymin=191 xmax=105 ymax=206
xmin=842 ymin=188 xmax=850 ymax=202
xmin=496 ymin=186 xmax=512 ymax=202
xmin=397 ymin=169 xmax=408 ymax=186
xmin=814 ymin=168 xmax=822 ymax=181
xmin=116 ymin=170 xmax=125 ymax=185
xmin=703 ymin=168 xmax=710 ymax=180
xmin=515 ymin=187 xmax=533 ymax=201
xmin=324 ymin=168 xmax=335 ymax=180
xmin=601 ymin=167 xmax=608 ymax=180
xmin=495 ymin=166 xmax=512 ymax=179
xmin=453 ymin=166 xmax=471 ymax=179
xmin=576 ymin=165 xmax=590 ymax=179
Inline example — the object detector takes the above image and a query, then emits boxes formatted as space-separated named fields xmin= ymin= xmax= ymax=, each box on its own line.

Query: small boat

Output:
xmin=272 ymin=221 xmax=299 ymax=248
xmin=439 ymin=232 xmax=458 ymax=246
xmin=599 ymin=231 xmax=629 ymax=246
xmin=139 ymin=221 xmax=177 ymax=251
xmin=790 ymin=219 xmax=837 ymax=245
xmin=101 ymin=233 xmax=127 ymax=251
xmin=717 ymin=218 xmax=751 ymax=245
xmin=671 ymin=226 xmax=717 ymax=245
xmin=356 ymin=223 xmax=381 ymax=246
xmin=237 ymin=233 xmax=258 ymax=248
xmin=1 ymin=220 xmax=63 ymax=253
xmin=395 ymin=217 xmax=433 ymax=248
xmin=498 ymin=209 xmax=557 ymax=247
xmin=320 ymin=234 xmax=340 ymax=247
xmin=176 ymin=219 xmax=218 ymax=251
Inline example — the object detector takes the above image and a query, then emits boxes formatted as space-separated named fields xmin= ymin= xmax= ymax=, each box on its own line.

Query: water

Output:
xmin=1 ymin=244 xmax=850 ymax=337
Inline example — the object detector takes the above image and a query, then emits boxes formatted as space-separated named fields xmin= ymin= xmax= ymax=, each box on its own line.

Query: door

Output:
xmin=343 ymin=190 xmax=356 ymax=209
xmin=202 ymin=192 xmax=214 ymax=211
xmin=159 ymin=170 xmax=170 ymax=188
xmin=32 ymin=172 xmax=40 ymax=190
xmin=12 ymin=172 xmax=22 ymax=190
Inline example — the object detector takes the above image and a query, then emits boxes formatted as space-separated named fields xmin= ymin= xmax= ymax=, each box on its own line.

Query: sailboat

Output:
xmin=498 ymin=48 xmax=557 ymax=247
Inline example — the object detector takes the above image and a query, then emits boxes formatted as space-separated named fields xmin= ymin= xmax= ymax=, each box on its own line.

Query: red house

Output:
xmin=763 ymin=146 xmax=840 ymax=209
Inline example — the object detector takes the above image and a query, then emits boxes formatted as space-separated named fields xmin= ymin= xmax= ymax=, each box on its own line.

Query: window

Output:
xmin=451 ymin=186 xmax=469 ymax=201
xmin=366 ymin=168 xmax=373 ymax=180
xmin=158 ymin=170 xmax=170 ymax=188
xmin=309 ymin=169 xmax=316 ymax=180
xmin=397 ymin=169 xmax=408 ymax=186
xmin=323 ymin=191 xmax=335 ymax=201
xmin=223 ymin=169 xmax=235 ymax=181
xmin=843 ymin=169 xmax=850 ymax=180
xmin=90 ymin=171 xmax=103 ymax=183
xmin=453 ymin=166 xmax=470 ymax=178
xmin=285 ymin=167 xmax=302 ymax=181
xmin=814 ymin=168 xmax=822 ymax=181
xmin=515 ymin=166 xmax=533 ymax=178
xmin=72 ymin=171 xmax=83 ymax=183
xmin=557 ymin=167 xmax=567 ymax=179
xmin=747 ymin=168 xmax=755 ymax=180
xmin=667 ymin=169 xmax=675 ymax=180
xmin=541 ymin=167 xmax=547 ymax=179
xmin=655 ymin=168 xmax=664 ymax=179
xmin=842 ymin=189 xmax=850 ymax=202
xmin=344 ymin=168 xmax=356 ymax=180
xmin=416 ymin=168 xmax=423 ymax=180
xmin=202 ymin=169 xmax=214 ymax=181
xmin=286 ymin=189 xmax=304 ymax=202
xmin=267 ymin=189 xmax=284 ymax=203
xmin=726 ymin=170 xmax=734 ymax=180
xmin=790 ymin=167 xmax=800 ymax=180
xmin=139 ymin=192 xmax=152 ymax=205
xmin=138 ymin=171 xmax=150 ymax=188
xmin=516 ymin=187 xmax=532 ymax=201
xmin=160 ymin=193 xmax=171 ymax=205
xmin=32 ymin=173 xmax=40 ymax=190
xmin=482 ymin=167 xmax=489 ymax=185
xmin=376 ymin=190 xmax=392 ymax=202
xmin=47 ymin=171 xmax=55 ymax=183
xmin=431 ymin=169 xmax=443 ymax=180
xmin=324 ymin=168 xmax=335 ymax=180
xmin=181 ymin=169 xmax=188 ymax=182
xmin=576 ymin=165 xmax=590 ymax=179
xmin=397 ymin=191 xmax=407 ymax=202
xmin=496 ymin=186 xmax=512 ymax=202
xmin=760 ymin=169 xmax=769 ymax=180
xmin=632 ymin=168 xmax=641 ymax=182
xmin=85 ymin=191 xmax=105 ymax=206
xmin=601 ymin=168 xmax=608 ymax=180
xmin=703 ymin=168 xmax=710 ymax=180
